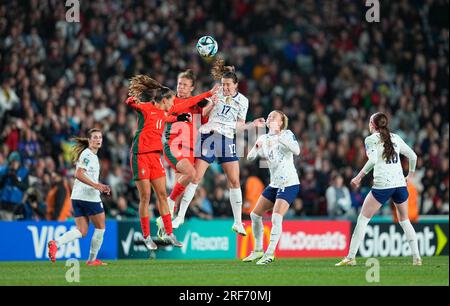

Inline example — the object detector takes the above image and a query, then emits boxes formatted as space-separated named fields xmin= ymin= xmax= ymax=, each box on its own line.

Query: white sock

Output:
xmin=266 ymin=213 xmax=283 ymax=255
xmin=88 ymin=228 xmax=105 ymax=262
xmin=230 ymin=188 xmax=243 ymax=225
xmin=177 ymin=183 xmax=198 ymax=219
xmin=347 ymin=214 xmax=371 ymax=259
xmin=55 ymin=229 xmax=82 ymax=248
xmin=250 ymin=212 xmax=264 ymax=252
xmin=399 ymin=219 xmax=421 ymax=259
xmin=167 ymin=197 xmax=175 ymax=216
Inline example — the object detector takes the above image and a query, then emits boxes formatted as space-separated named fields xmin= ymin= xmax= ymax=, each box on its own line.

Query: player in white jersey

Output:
xmin=48 ymin=129 xmax=111 ymax=266
xmin=242 ymin=110 xmax=300 ymax=265
xmin=336 ymin=112 xmax=422 ymax=266
xmin=172 ymin=58 xmax=265 ymax=234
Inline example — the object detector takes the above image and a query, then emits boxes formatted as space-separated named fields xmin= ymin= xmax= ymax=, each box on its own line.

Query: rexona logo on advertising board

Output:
xmin=0 ymin=221 xmax=118 ymax=261
xmin=238 ymin=221 xmax=351 ymax=258
xmin=358 ymin=223 xmax=449 ymax=257
xmin=118 ymin=219 xmax=236 ymax=259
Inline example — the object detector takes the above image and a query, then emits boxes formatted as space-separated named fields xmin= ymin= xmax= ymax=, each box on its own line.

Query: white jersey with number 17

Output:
xmin=199 ymin=91 xmax=248 ymax=139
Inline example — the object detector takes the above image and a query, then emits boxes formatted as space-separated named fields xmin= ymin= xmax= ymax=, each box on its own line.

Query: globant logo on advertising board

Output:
xmin=358 ymin=223 xmax=448 ymax=257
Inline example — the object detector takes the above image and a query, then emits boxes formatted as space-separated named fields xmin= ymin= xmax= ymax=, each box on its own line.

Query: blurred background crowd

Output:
xmin=0 ymin=0 xmax=448 ymax=221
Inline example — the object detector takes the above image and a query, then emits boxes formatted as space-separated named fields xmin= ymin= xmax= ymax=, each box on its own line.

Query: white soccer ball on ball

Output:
xmin=196 ymin=36 xmax=218 ymax=58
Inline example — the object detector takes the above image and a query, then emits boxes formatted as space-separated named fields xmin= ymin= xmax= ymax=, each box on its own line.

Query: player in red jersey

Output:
xmin=126 ymin=74 xmax=219 ymax=250
xmin=159 ymin=70 xmax=214 ymax=224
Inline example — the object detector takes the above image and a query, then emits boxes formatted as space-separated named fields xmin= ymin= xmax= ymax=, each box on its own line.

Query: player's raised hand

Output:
xmin=253 ymin=117 xmax=266 ymax=128
xmin=209 ymin=83 xmax=220 ymax=95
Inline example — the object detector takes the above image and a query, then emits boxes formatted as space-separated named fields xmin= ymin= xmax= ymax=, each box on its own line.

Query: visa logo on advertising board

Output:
xmin=27 ymin=225 xmax=81 ymax=259
xmin=0 ymin=221 xmax=117 ymax=261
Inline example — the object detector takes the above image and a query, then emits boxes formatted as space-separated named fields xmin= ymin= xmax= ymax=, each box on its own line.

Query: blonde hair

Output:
xmin=70 ymin=128 xmax=102 ymax=163
xmin=128 ymin=74 xmax=174 ymax=102
xmin=275 ymin=110 xmax=289 ymax=130
xmin=211 ymin=57 xmax=237 ymax=82
xmin=178 ymin=69 xmax=196 ymax=86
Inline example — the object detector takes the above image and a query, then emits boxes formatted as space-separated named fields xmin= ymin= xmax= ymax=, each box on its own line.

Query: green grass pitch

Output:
xmin=0 ymin=256 xmax=447 ymax=286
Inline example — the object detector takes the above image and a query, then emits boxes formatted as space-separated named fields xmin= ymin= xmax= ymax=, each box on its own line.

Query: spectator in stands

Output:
xmin=0 ymin=151 xmax=29 ymax=220
xmin=326 ymin=174 xmax=352 ymax=218
xmin=46 ymin=171 xmax=71 ymax=221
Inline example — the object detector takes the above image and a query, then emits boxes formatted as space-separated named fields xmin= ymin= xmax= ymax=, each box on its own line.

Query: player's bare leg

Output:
xmin=136 ymin=179 xmax=157 ymax=250
xmin=243 ymin=196 xmax=274 ymax=262
xmin=256 ymin=199 xmax=289 ymax=265
xmin=395 ymin=200 xmax=422 ymax=265
xmin=173 ymin=158 xmax=210 ymax=228
xmin=222 ymin=161 xmax=246 ymax=236
xmin=48 ymin=216 xmax=87 ymax=262
xmin=336 ymin=192 xmax=381 ymax=266
xmin=152 ymin=177 xmax=182 ymax=247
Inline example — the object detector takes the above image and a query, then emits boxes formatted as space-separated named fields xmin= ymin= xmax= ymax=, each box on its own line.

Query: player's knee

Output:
xmin=155 ymin=189 xmax=167 ymax=201
xmin=228 ymin=179 xmax=240 ymax=189
xmin=78 ymin=227 xmax=88 ymax=237
xmin=398 ymin=216 xmax=409 ymax=222
xmin=139 ymin=192 xmax=151 ymax=204
xmin=186 ymin=168 xmax=196 ymax=182
xmin=192 ymin=175 xmax=202 ymax=184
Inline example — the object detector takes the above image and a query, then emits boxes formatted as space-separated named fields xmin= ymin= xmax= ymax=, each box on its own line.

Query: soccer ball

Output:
xmin=196 ymin=36 xmax=218 ymax=58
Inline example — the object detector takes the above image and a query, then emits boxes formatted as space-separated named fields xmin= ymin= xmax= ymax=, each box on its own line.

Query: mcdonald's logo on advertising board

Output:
xmin=238 ymin=220 xmax=352 ymax=258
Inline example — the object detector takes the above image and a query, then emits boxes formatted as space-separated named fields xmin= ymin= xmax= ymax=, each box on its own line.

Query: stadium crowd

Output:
xmin=0 ymin=0 xmax=448 ymax=221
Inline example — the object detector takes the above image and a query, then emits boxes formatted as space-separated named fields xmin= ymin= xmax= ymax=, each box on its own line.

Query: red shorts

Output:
xmin=163 ymin=143 xmax=195 ymax=171
xmin=130 ymin=152 xmax=166 ymax=181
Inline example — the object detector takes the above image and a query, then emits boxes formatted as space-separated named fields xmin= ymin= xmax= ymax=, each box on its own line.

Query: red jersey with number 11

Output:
xmin=126 ymin=92 xmax=212 ymax=154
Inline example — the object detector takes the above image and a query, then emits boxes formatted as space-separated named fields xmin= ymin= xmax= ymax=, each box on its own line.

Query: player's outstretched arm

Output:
xmin=236 ymin=118 xmax=266 ymax=132
xmin=124 ymin=96 xmax=143 ymax=109
xmin=351 ymin=137 xmax=377 ymax=188
xmin=170 ymin=84 xmax=220 ymax=114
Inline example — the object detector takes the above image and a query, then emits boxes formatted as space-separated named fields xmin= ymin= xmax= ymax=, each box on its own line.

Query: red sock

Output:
xmin=169 ymin=183 xmax=186 ymax=202
xmin=140 ymin=216 xmax=150 ymax=238
xmin=162 ymin=213 xmax=173 ymax=235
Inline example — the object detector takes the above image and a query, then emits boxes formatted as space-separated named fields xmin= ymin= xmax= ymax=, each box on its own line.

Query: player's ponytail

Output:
xmin=178 ymin=69 xmax=196 ymax=86
xmin=211 ymin=57 xmax=237 ymax=83
xmin=70 ymin=128 xmax=102 ymax=164
xmin=371 ymin=112 xmax=396 ymax=162
xmin=128 ymin=74 xmax=175 ymax=103
xmin=275 ymin=111 xmax=289 ymax=130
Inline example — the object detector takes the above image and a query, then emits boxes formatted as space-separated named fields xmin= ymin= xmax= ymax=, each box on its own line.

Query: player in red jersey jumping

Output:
xmin=156 ymin=69 xmax=215 ymax=234
xmin=126 ymin=74 xmax=219 ymax=250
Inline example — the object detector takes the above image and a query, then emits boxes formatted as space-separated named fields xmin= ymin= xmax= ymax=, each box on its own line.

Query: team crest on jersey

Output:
xmin=225 ymin=96 xmax=232 ymax=105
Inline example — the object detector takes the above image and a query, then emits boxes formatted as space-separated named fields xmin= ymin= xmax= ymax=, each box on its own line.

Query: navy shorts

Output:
xmin=199 ymin=132 xmax=239 ymax=164
xmin=371 ymin=187 xmax=409 ymax=205
xmin=262 ymin=184 xmax=300 ymax=205
xmin=72 ymin=199 xmax=104 ymax=217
